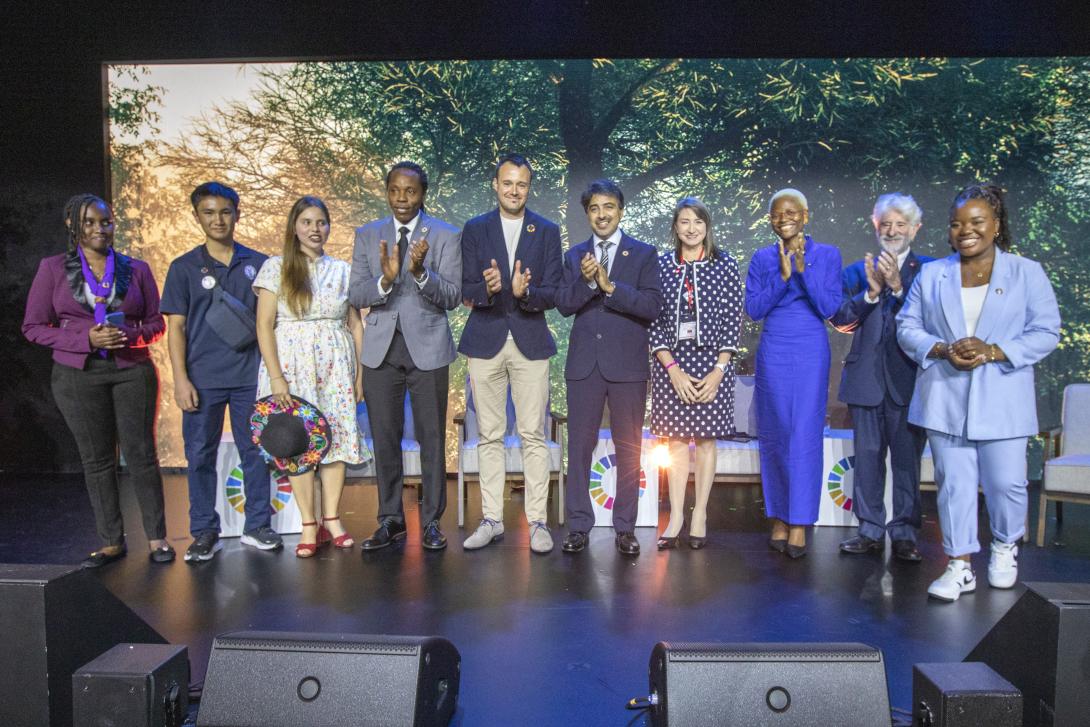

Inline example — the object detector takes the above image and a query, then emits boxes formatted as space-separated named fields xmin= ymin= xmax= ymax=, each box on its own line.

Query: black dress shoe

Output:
xmin=785 ymin=543 xmax=807 ymax=559
xmin=361 ymin=521 xmax=407 ymax=551
xmin=892 ymin=539 xmax=922 ymax=563
xmin=615 ymin=531 xmax=640 ymax=556
xmin=839 ymin=535 xmax=884 ymax=554
xmin=148 ymin=545 xmax=176 ymax=564
xmin=422 ymin=521 xmax=447 ymax=551
xmin=768 ymin=538 xmax=787 ymax=553
xmin=688 ymin=536 xmax=707 ymax=550
xmin=562 ymin=531 xmax=588 ymax=553
xmin=656 ymin=535 xmax=679 ymax=550
xmin=81 ymin=544 xmax=128 ymax=569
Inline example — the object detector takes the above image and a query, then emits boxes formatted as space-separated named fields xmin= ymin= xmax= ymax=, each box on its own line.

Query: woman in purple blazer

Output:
xmin=23 ymin=194 xmax=173 ymax=568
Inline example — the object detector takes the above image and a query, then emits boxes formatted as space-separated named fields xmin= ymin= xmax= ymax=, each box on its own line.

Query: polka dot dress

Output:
xmin=649 ymin=250 xmax=743 ymax=439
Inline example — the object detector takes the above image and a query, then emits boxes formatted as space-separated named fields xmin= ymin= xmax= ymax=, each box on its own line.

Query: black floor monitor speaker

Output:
xmin=196 ymin=631 xmax=460 ymax=727
xmin=73 ymin=643 xmax=189 ymax=727
xmin=966 ymin=581 xmax=1090 ymax=727
xmin=912 ymin=662 xmax=1021 ymax=727
xmin=0 ymin=563 xmax=167 ymax=727
xmin=647 ymin=642 xmax=891 ymax=727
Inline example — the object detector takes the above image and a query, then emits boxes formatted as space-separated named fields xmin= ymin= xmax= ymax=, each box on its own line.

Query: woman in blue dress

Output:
xmin=745 ymin=189 xmax=843 ymax=558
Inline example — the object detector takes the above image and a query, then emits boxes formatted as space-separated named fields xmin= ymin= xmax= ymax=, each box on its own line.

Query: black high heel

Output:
xmin=657 ymin=535 xmax=680 ymax=550
xmin=769 ymin=537 xmax=787 ymax=553
xmin=688 ymin=536 xmax=707 ymax=550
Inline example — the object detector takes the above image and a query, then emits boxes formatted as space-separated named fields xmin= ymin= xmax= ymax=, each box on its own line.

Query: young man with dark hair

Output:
xmin=348 ymin=162 xmax=462 ymax=551
xmin=555 ymin=179 xmax=662 ymax=556
xmin=161 ymin=182 xmax=282 ymax=562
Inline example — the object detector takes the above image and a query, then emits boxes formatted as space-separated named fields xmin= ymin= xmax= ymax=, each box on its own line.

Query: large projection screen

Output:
xmin=106 ymin=59 xmax=1088 ymax=468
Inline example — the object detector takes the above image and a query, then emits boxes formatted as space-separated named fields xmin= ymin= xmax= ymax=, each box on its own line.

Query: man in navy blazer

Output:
xmin=556 ymin=179 xmax=663 ymax=556
xmin=458 ymin=153 xmax=563 ymax=554
xmin=831 ymin=193 xmax=933 ymax=562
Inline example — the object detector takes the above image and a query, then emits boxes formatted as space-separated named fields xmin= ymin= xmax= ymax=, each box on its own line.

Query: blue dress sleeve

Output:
xmin=744 ymin=247 xmax=790 ymax=321
xmin=799 ymin=245 xmax=843 ymax=320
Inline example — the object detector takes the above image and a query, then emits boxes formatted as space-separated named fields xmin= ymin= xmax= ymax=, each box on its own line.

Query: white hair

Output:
xmin=768 ymin=188 xmax=808 ymax=213
xmin=871 ymin=192 xmax=922 ymax=228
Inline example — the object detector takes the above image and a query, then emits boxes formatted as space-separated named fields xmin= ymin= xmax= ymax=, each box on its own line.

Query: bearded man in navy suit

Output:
xmin=556 ymin=179 xmax=663 ymax=556
xmin=832 ymin=193 xmax=934 ymax=562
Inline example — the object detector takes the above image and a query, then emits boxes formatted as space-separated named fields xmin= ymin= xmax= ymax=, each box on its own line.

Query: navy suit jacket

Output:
xmin=555 ymin=232 xmax=663 ymax=382
xmin=457 ymin=208 xmax=563 ymax=360
xmin=831 ymin=251 xmax=933 ymax=407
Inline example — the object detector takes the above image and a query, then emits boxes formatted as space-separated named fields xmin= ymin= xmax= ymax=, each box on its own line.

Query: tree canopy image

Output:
xmin=99 ymin=57 xmax=1089 ymax=468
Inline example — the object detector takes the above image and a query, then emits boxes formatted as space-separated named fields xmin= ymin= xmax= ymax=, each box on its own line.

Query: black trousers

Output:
xmin=361 ymin=331 xmax=448 ymax=526
xmin=51 ymin=358 xmax=167 ymax=546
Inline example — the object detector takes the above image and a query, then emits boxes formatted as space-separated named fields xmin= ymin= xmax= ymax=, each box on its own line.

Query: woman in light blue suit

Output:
xmin=897 ymin=184 xmax=1060 ymax=602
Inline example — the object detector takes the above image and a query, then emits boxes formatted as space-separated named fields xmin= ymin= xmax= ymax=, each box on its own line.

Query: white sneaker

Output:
xmin=988 ymin=541 xmax=1019 ymax=589
xmin=462 ymin=519 xmax=504 ymax=550
xmin=928 ymin=560 xmax=977 ymax=602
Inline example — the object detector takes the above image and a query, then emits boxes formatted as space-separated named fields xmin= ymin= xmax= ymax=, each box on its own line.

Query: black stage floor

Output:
xmin=2 ymin=473 xmax=1089 ymax=725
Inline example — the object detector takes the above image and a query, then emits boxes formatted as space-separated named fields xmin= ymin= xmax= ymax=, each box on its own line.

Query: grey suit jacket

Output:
xmin=348 ymin=212 xmax=462 ymax=371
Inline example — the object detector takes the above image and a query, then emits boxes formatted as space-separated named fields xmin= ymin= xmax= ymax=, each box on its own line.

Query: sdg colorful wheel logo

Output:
xmin=588 ymin=453 xmax=648 ymax=510
xmin=826 ymin=455 xmax=855 ymax=511
xmin=225 ymin=466 xmax=293 ymax=515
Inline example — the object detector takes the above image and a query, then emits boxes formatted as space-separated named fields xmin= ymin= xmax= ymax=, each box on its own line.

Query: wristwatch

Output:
xmin=714 ymin=362 xmax=729 ymax=373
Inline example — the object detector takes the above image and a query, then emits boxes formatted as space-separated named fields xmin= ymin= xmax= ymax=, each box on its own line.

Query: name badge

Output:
xmin=679 ymin=321 xmax=697 ymax=340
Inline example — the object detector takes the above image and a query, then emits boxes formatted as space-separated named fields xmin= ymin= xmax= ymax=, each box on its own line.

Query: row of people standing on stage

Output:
xmin=22 ymin=157 xmax=1060 ymax=605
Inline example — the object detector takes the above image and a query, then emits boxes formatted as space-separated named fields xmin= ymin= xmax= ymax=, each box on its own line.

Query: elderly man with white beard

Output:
xmin=831 ymin=193 xmax=934 ymax=562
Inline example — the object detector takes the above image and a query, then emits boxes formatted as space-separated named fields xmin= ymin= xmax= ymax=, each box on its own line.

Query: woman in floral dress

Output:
xmin=254 ymin=196 xmax=368 ymax=557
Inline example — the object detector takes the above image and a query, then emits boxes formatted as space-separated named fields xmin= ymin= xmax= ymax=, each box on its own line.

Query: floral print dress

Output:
xmin=254 ymin=255 xmax=368 ymax=465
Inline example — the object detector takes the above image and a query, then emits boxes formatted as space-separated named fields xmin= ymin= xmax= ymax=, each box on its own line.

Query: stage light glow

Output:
xmin=650 ymin=443 xmax=671 ymax=468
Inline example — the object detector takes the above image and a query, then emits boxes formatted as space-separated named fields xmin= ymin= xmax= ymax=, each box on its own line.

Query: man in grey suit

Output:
xmin=349 ymin=161 xmax=462 ymax=551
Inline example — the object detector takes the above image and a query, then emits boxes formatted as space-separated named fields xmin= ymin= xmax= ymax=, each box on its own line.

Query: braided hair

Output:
xmin=950 ymin=184 xmax=1012 ymax=252
xmin=62 ymin=194 xmax=108 ymax=252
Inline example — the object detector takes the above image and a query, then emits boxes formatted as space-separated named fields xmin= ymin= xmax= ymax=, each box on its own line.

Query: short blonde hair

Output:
xmin=768 ymin=188 xmax=808 ymax=213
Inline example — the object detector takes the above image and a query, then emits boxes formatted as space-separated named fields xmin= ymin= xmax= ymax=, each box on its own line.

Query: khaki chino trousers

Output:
xmin=466 ymin=339 xmax=551 ymax=523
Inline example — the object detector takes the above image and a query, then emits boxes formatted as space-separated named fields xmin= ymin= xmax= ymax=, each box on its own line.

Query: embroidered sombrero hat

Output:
xmin=250 ymin=395 xmax=331 ymax=475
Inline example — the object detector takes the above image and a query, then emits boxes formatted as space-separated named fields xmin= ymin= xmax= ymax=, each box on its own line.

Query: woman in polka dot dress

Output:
xmin=649 ymin=197 xmax=743 ymax=550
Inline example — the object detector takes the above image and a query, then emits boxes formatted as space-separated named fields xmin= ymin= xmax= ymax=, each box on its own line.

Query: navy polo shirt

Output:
xmin=160 ymin=243 xmax=268 ymax=390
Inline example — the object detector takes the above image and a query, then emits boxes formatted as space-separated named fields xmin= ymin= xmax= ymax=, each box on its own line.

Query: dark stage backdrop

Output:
xmin=3 ymin=2 xmax=1089 ymax=473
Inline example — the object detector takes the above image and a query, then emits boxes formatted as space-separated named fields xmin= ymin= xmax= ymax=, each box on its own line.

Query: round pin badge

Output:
xmin=245 ymin=265 xmax=257 ymax=280
xmin=201 ymin=275 xmax=216 ymax=290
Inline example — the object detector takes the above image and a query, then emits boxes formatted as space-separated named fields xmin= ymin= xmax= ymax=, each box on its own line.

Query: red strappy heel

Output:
xmin=320 ymin=516 xmax=355 ymax=549
xmin=296 ymin=521 xmax=320 ymax=558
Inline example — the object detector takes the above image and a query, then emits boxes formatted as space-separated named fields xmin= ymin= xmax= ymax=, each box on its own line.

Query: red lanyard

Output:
xmin=676 ymin=248 xmax=704 ymax=310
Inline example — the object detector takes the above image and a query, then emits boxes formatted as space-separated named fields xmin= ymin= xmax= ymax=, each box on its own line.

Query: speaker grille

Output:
xmin=663 ymin=642 xmax=881 ymax=662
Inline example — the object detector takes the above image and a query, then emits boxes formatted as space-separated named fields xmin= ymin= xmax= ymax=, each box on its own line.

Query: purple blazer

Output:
xmin=23 ymin=251 xmax=165 ymax=370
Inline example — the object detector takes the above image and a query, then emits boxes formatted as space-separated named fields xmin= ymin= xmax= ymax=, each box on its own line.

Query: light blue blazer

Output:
xmin=896 ymin=249 xmax=1060 ymax=440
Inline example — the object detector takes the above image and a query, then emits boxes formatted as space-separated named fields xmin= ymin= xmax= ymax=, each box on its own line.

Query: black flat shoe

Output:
xmin=562 ymin=531 xmax=588 ymax=553
xmin=839 ymin=535 xmax=884 ymax=554
xmin=422 ymin=521 xmax=447 ymax=551
xmin=656 ymin=536 xmax=679 ymax=550
xmin=361 ymin=521 xmax=407 ymax=551
xmin=148 ymin=545 xmax=176 ymax=564
xmin=769 ymin=538 xmax=787 ymax=553
xmin=785 ymin=543 xmax=807 ymax=559
xmin=82 ymin=545 xmax=128 ymax=569
xmin=688 ymin=536 xmax=707 ymax=550
xmin=615 ymin=531 xmax=640 ymax=556
xmin=892 ymin=539 xmax=922 ymax=563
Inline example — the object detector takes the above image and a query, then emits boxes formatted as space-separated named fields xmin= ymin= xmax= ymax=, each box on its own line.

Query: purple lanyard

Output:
xmin=77 ymin=247 xmax=116 ymax=357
